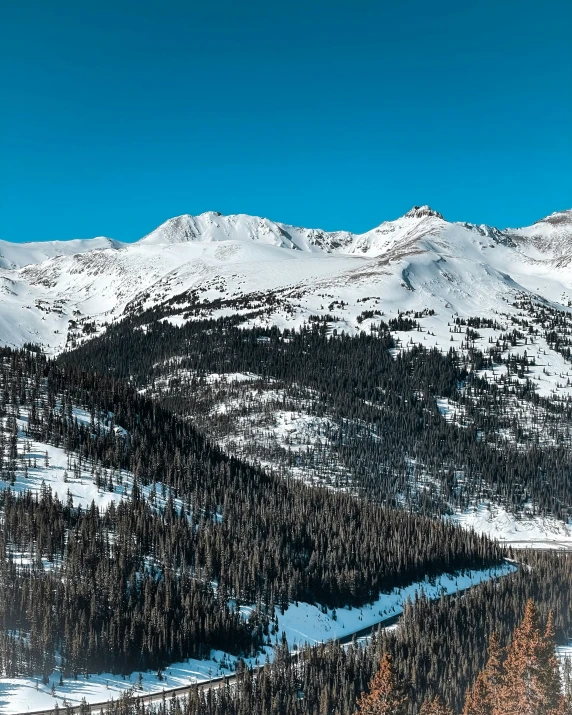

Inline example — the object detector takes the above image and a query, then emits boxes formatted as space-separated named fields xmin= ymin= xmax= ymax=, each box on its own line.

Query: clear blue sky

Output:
xmin=2 ymin=0 xmax=571 ymax=242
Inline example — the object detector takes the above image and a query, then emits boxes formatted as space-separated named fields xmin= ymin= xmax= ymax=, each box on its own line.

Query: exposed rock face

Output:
xmin=403 ymin=206 xmax=445 ymax=220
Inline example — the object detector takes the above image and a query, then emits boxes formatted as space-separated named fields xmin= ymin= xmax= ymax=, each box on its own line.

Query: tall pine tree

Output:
xmin=463 ymin=632 xmax=504 ymax=715
xmin=488 ymin=600 xmax=566 ymax=715
xmin=355 ymin=653 xmax=408 ymax=715
xmin=419 ymin=696 xmax=454 ymax=715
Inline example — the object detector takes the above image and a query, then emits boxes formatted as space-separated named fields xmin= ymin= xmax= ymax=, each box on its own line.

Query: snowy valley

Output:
xmin=2 ymin=207 xmax=572 ymax=712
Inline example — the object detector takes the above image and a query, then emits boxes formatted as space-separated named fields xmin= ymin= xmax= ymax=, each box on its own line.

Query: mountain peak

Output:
xmin=139 ymin=215 xmax=197 ymax=245
xmin=534 ymin=208 xmax=572 ymax=226
xmin=403 ymin=205 xmax=444 ymax=220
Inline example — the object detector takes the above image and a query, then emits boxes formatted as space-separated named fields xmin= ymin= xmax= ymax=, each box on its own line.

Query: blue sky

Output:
xmin=2 ymin=0 xmax=571 ymax=242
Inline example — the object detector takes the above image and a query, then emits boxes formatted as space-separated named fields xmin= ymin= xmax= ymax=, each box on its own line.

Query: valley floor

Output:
xmin=0 ymin=563 xmax=513 ymax=714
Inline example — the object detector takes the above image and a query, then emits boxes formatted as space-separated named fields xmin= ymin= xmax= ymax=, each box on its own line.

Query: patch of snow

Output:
xmin=450 ymin=502 xmax=572 ymax=550
xmin=0 ymin=409 xmax=181 ymax=515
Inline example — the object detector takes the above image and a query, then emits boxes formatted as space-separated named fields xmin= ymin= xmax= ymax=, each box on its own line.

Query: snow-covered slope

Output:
xmin=139 ymin=211 xmax=337 ymax=252
xmin=1 ymin=205 xmax=572 ymax=361
xmin=0 ymin=237 xmax=122 ymax=269
xmin=505 ymin=209 xmax=572 ymax=262
xmin=450 ymin=502 xmax=572 ymax=550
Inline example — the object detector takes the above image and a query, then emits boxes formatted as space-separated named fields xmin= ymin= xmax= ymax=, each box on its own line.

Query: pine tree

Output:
xmin=419 ymin=695 xmax=454 ymax=715
xmin=539 ymin=611 xmax=566 ymax=714
xmin=464 ymin=677 xmax=491 ymax=715
xmin=355 ymin=653 xmax=407 ymax=715
xmin=495 ymin=600 xmax=565 ymax=715
xmin=463 ymin=632 xmax=503 ymax=715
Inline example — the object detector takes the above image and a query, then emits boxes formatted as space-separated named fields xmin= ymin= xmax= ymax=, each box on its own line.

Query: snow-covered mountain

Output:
xmin=1 ymin=205 xmax=572 ymax=362
xmin=504 ymin=209 xmax=572 ymax=262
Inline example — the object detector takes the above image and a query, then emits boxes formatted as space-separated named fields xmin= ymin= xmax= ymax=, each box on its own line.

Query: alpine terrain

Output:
xmin=3 ymin=206 xmax=572 ymax=359
xmin=2 ymin=206 xmax=572 ymax=714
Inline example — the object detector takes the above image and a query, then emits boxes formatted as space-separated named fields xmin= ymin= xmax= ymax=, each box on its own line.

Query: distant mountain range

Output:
xmin=1 ymin=205 xmax=572 ymax=355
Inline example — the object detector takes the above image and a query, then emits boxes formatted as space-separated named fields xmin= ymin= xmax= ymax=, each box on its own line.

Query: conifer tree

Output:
xmin=464 ymin=677 xmax=491 ymax=715
xmin=494 ymin=600 xmax=565 ymax=715
xmin=419 ymin=695 xmax=454 ymax=715
xmin=355 ymin=653 xmax=407 ymax=715
xmin=539 ymin=611 xmax=567 ymax=714
xmin=463 ymin=632 xmax=503 ymax=715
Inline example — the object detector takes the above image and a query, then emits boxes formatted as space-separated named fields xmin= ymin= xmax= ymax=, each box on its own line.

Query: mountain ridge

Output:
xmin=3 ymin=205 xmax=571 ymax=258
xmin=1 ymin=205 xmax=572 ymax=356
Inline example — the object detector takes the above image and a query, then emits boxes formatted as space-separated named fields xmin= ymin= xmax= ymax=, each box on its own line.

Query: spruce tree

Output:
xmin=494 ymin=600 xmax=565 ymax=715
xmin=539 ymin=611 xmax=567 ymax=714
xmin=419 ymin=696 xmax=454 ymax=715
xmin=355 ymin=653 xmax=407 ymax=715
xmin=463 ymin=632 xmax=503 ymax=715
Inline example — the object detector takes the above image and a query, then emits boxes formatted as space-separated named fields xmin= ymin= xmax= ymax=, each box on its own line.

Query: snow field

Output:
xmin=449 ymin=503 xmax=572 ymax=550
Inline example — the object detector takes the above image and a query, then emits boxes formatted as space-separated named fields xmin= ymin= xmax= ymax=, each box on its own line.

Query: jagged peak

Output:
xmin=534 ymin=208 xmax=572 ymax=226
xmin=403 ymin=205 xmax=444 ymax=220
xmin=139 ymin=214 xmax=198 ymax=244
xmin=457 ymin=222 xmax=505 ymax=241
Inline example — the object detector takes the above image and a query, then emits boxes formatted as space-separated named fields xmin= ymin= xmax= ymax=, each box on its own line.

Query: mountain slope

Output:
xmin=0 ymin=236 xmax=122 ymax=269
xmin=505 ymin=209 xmax=572 ymax=262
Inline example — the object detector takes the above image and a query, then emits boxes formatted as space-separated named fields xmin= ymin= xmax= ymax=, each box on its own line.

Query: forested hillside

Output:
xmin=61 ymin=315 xmax=572 ymax=519
xmin=99 ymin=551 xmax=572 ymax=715
xmin=1 ymin=0 xmax=569 ymax=705
xmin=6 ymin=250 xmax=572 ymax=710
xmin=0 ymin=348 xmax=498 ymax=679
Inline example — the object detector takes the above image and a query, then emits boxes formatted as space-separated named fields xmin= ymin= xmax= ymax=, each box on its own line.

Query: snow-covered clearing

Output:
xmin=0 ymin=407 xmax=182 ymax=515
xmin=450 ymin=502 xmax=572 ymax=550
xmin=145 ymin=370 xmax=354 ymax=490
